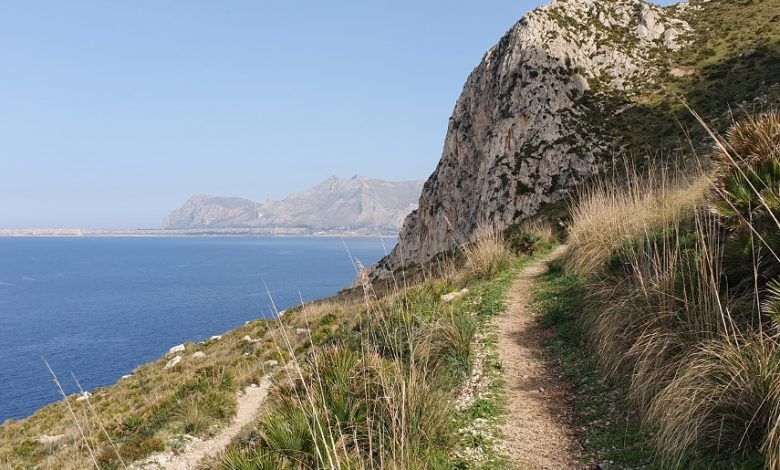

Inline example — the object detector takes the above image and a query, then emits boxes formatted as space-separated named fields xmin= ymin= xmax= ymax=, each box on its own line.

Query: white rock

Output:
xmin=192 ymin=351 xmax=206 ymax=359
xmin=441 ymin=288 xmax=470 ymax=303
xmin=209 ymin=335 xmax=222 ymax=341
xmin=38 ymin=434 xmax=65 ymax=445
xmin=75 ymin=392 xmax=91 ymax=401
xmin=636 ymin=4 xmax=665 ymax=42
xmin=121 ymin=374 xmax=132 ymax=380
xmin=670 ymin=67 xmax=693 ymax=77
xmin=164 ymin=355 xmax=182 ymax=370
xmin=169 ymin=344 xmax=185 ymax=354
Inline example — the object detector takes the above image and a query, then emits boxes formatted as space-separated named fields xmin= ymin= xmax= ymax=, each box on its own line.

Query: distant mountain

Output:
xmin=162 ymin=195 xmax=260 ymax=230
xmin=162 ymin=176 xmax=424 ymax=232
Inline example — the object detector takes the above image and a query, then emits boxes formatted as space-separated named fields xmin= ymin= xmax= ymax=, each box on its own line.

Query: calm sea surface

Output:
xmin=0 ymin=236 xmax=393 ymax=422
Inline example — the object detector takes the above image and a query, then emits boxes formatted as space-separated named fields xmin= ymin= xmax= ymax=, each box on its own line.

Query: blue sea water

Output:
xmin=0 ymin=236 xmax=393 ymax=422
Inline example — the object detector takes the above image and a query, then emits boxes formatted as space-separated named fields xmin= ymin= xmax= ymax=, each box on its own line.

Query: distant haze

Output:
xmin=0 ymin=0 xmax=677 ymax=229
xmin=162 ymin=176 xmax=424 ymax=232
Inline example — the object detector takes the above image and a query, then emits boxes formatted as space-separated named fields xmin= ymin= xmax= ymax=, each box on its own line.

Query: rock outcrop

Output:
xmin=163 ymin=176 xmax=424 ymax=232
xmin=370 ymin=0 xmax=692 ymax=278
xmin=162 ymin=196 xmax=261 ymax=230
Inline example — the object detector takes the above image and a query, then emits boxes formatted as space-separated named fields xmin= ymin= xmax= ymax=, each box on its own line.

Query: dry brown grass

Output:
xmin=461 ymin=226 xmax=512 ymax=281
xmin=648 ymin=333 xmax=780 ymax=469
xmin=521 ymin=219 xmax=555 ymax=243
xmin=566 ymin=119 xmax=780 ymax=466
xmin=574 ymin=195 xmax=780 ymax=465
xmin=566 ymin=160 xmax=709 ymax=276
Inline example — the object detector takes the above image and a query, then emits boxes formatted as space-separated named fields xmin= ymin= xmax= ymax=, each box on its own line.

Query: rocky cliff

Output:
xmin=371 ymin=0 xmax=780 ymax=278
xmin=162 ymin=176 xmax=424 ymax=232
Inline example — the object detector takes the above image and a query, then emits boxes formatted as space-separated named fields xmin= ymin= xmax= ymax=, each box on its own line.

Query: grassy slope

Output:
xmin=1 ymin=236 xmax=549 ymax=469
xmin=213 ymin=241 xmax=553 ymax=469
xmin=595 ymin=0 xmax=780 ymax=158
xmin=0 ymin=297 xmax=364 ymax=468
xmin=532 ymin=260 xmax=769 ymax=469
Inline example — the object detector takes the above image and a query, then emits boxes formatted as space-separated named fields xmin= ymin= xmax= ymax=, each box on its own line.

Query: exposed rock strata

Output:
xmin=371 ymin=0 xmax=690 ymax=278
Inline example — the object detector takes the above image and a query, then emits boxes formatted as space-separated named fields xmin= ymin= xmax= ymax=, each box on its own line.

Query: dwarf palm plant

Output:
xmin=710 ymin=111 xmax=780 ymax=288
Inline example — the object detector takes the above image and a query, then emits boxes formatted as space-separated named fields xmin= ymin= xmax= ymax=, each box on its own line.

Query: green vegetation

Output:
xmin=214 ymin=229 xmax=552 ymax=469
xmin=591 ymin=0 xmax=780 ymax=157
xmin=564 ymin=111 xmax=780 ymax=468
xmin=532 ymin=261 xmax=653 ymax=467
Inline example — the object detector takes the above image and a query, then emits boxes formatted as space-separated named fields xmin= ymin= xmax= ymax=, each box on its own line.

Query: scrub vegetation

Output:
xmin=560 ymin=111 xmax=780 ymax=468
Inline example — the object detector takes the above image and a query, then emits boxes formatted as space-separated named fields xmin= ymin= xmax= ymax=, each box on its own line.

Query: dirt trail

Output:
xmin=498 ymin=246 xmax=580 ymax=469
xmin=132 ymin=376 xmax=272 ymax=470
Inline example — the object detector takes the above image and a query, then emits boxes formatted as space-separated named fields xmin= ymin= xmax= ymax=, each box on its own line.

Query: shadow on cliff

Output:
xmin=595 ymin=40 xmax=780 ymax=160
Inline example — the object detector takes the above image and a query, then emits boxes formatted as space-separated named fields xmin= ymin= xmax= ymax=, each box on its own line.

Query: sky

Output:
xmin=0 ymin=1 xmax=675 ymax=229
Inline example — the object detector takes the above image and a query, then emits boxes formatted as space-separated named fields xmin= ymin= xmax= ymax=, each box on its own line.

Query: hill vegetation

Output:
xmin=562 ymin=111 xmax=780 ymax=467
xmin=2 ymin=0 xmax=779 ymax=468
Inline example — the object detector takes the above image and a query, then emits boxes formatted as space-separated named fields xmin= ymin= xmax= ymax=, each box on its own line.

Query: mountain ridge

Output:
xmin=162 ymin=176 xmax=424 ymax=232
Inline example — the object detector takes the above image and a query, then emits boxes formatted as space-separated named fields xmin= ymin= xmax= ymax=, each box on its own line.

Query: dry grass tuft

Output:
xmin=566 ymin=160 xmax=708 ymax=276
xmin=648 ymin=334 xmax=780 ymax=469
xmin=519 ymin=219 xmax=555 ymax=244
xmin=462 ymin=226 xmax=512 ymax=281
xmin=565 ymin=111 xmax=780 ymax=467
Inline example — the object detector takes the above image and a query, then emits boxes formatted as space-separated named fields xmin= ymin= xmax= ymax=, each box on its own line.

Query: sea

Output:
xmin=0 ymin=236 xmax=393 ymax=422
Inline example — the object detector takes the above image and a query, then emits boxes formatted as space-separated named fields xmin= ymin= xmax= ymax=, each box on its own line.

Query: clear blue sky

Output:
xmin=0 ymin=1 xmax=675 ymax=229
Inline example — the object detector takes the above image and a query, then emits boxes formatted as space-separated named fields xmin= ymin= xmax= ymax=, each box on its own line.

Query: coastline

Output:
xmin=0 ymin=228 xmax=399 ymax=238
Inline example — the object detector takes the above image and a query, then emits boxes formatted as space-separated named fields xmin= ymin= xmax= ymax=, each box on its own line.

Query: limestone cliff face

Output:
xmin=371 ymin=0 xmax=690 ymax=277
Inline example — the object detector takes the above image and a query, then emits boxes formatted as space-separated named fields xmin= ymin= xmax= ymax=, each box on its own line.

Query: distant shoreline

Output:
xmin=0 ymin=228 xmax=399 ymax=238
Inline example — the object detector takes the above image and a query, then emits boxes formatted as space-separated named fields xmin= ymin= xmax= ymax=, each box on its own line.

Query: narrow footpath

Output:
xmin=131 ymin=376 xmax=271 ymax=470
xmin=498 ymin=246 xmax=581 ymax=469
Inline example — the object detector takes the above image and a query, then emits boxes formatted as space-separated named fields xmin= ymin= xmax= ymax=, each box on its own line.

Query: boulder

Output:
xmin=164 ymin=355 xmax=182 ymax=370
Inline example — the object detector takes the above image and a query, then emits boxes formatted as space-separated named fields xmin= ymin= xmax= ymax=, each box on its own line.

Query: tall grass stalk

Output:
xmin=461 ymin=225 xmax=512 ymax=281
xmin=42 ymin=358 xmax=100 ymax=470
xmin=566 ymin=112 xmax=780 ymax=466
xmin=566 ymin=158 xmax=708 ymax=276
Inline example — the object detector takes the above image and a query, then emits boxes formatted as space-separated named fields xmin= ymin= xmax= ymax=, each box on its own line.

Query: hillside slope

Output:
xmin=371 ymin=0 xmax=780 ymax=278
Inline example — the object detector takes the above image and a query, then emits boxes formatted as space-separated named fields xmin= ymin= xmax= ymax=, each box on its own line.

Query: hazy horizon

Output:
xmin=1 ymin=0 xmax=676 ymax=229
